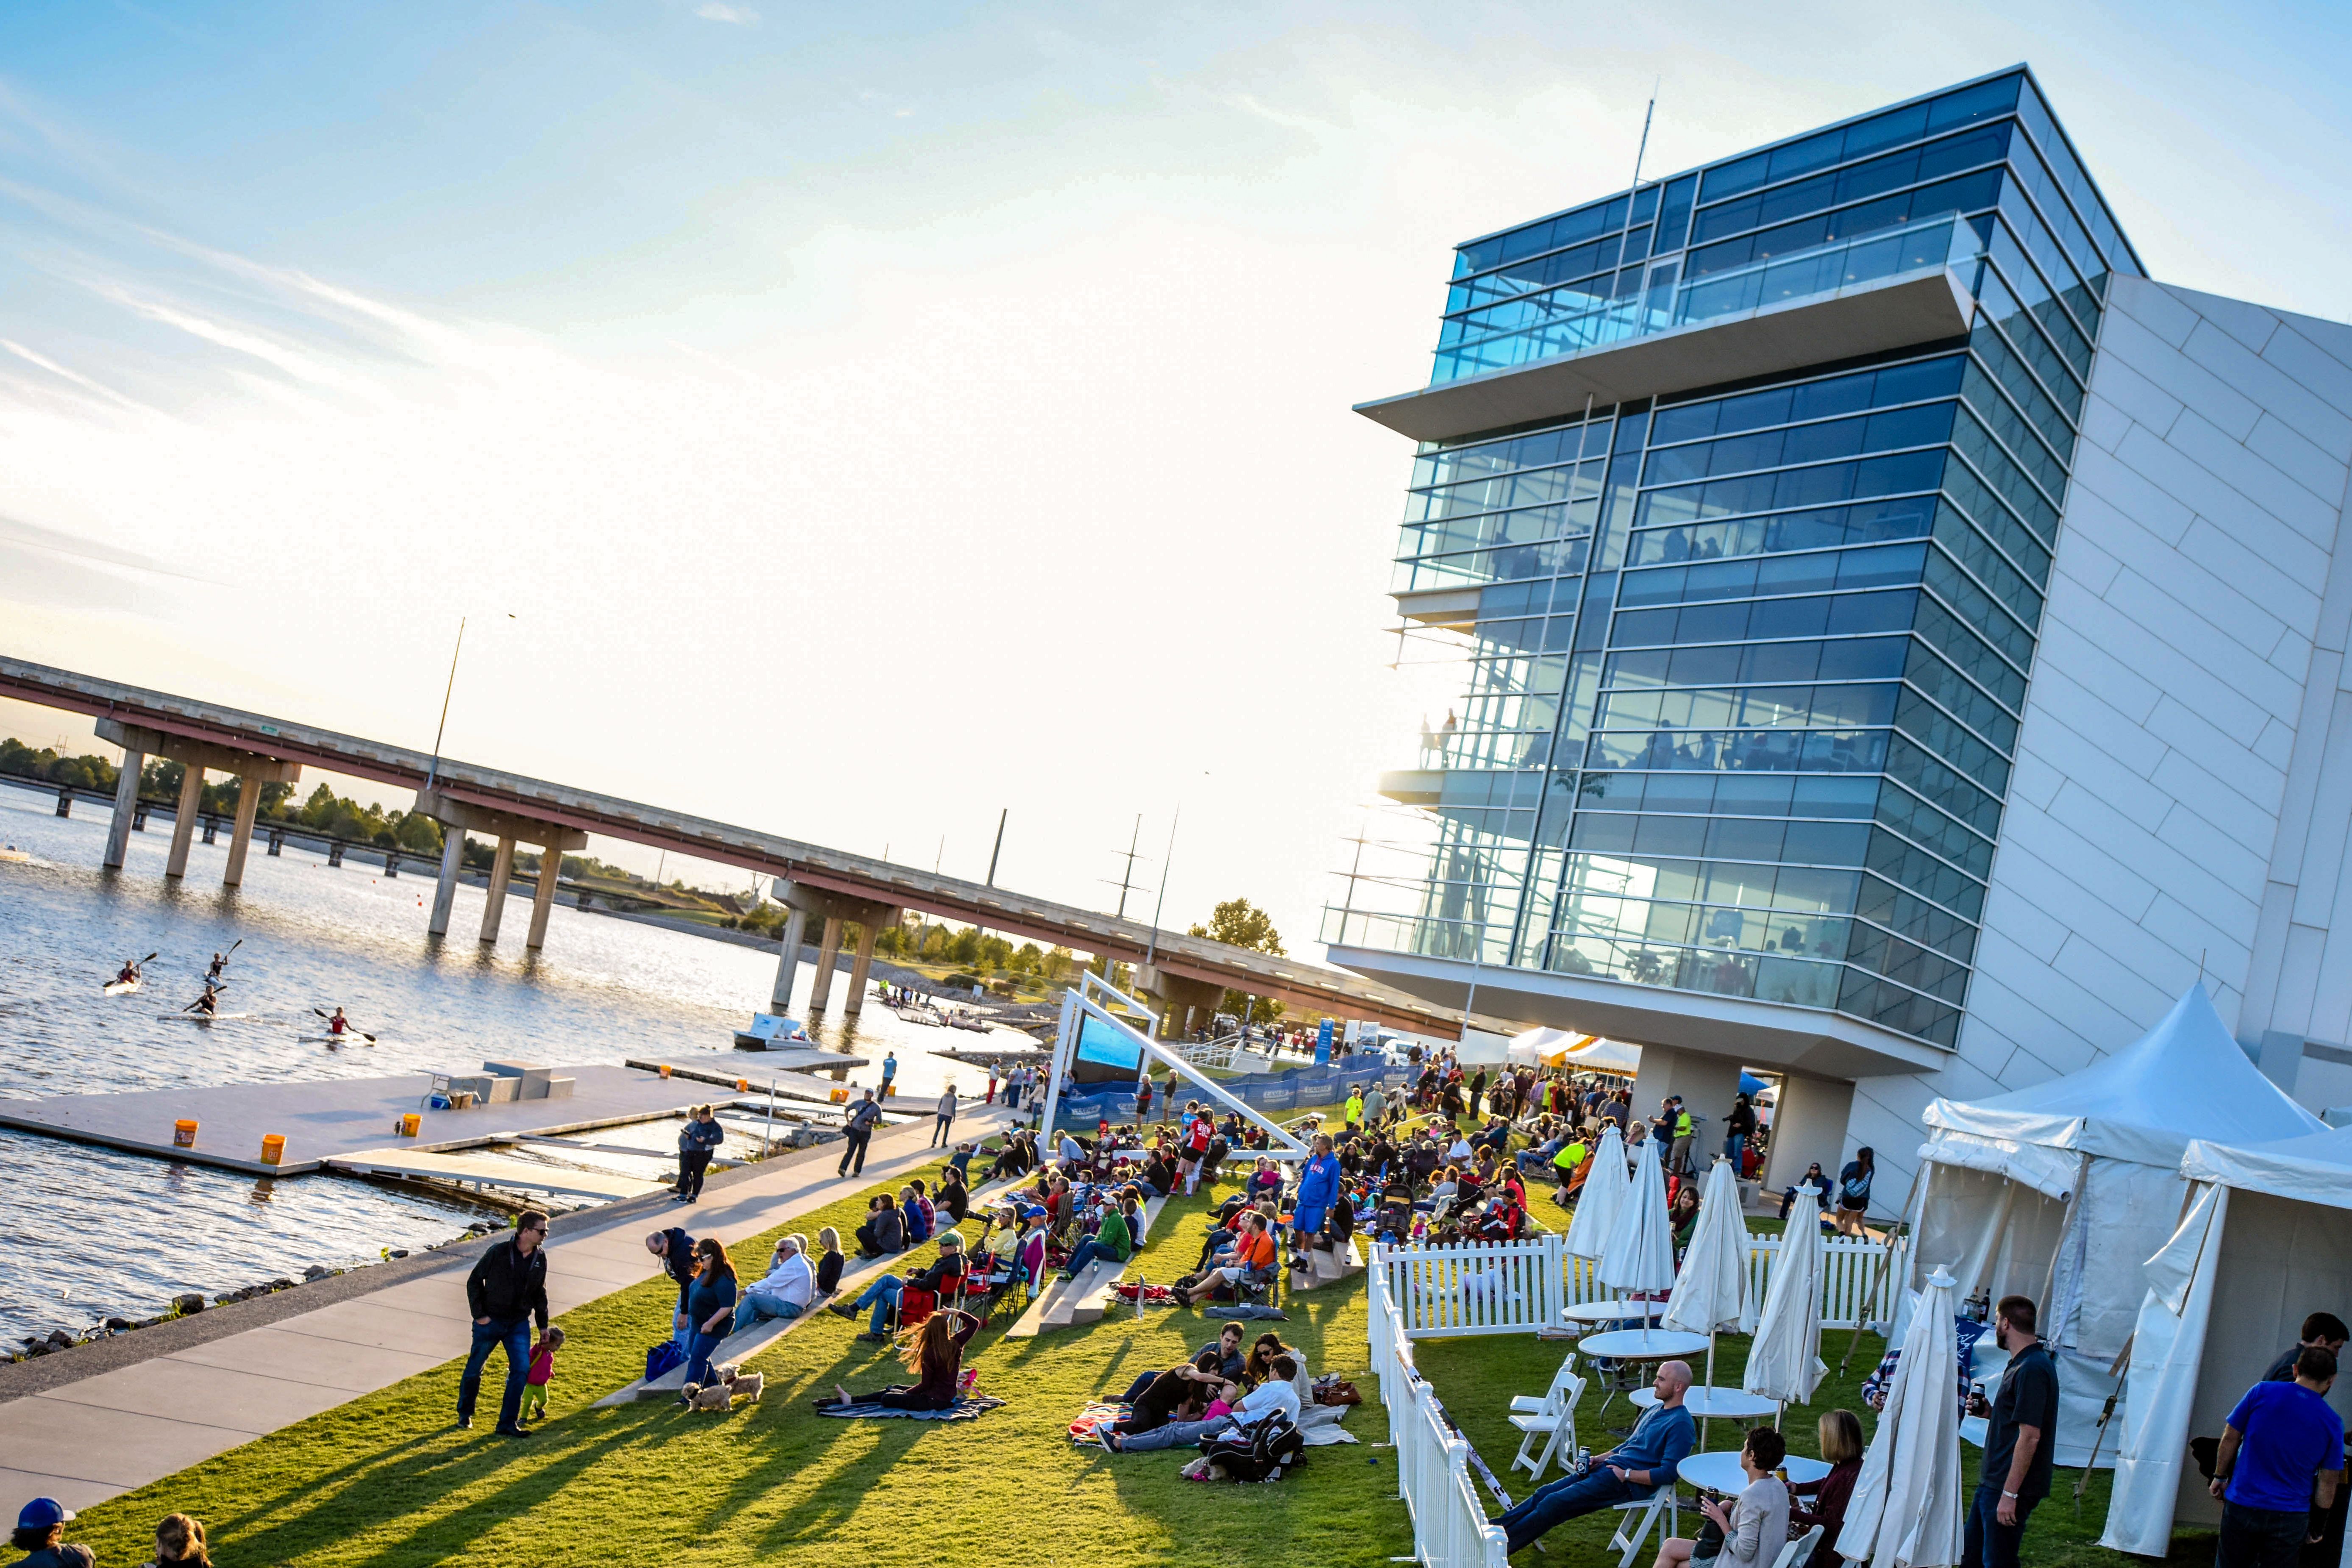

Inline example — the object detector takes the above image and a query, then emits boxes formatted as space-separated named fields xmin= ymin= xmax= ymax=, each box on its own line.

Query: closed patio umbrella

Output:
xmin=1744 ymin=1187 xmax=1826 ymax=1411
xmin=1565 ymin=1122 xmax=1629 ymax=1262
xmin=1598 ymin=1132 xmax=1675 ymax=1319
xmin=1837 ymin=1266 xmax=1964 ymax=1568
xmin=1664 ymin=1156 xmax=1754 ymax=1429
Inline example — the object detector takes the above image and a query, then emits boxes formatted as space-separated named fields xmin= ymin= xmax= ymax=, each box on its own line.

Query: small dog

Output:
xmin=680 ymin=1381 xmax=734 ymax=1412
xmin=723 ymin=1368 xmax=764 ymax=1404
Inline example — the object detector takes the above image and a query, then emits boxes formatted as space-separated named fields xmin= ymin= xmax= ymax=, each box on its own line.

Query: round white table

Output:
xmin=1628 ymin=1385 xmax=1783 ymax=1418
xmin=1561 ymin=1299 xmax=1657 ymax=1325
xmin=1576 ymin=1328 xmax=1710 ymax=1359
xmin=1676 ymin=1450 xmax=1832 ymax=1496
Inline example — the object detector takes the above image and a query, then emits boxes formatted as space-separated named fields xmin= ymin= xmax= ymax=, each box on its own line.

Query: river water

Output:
xmin=0 ymin=785 xmax=1026 ymax=1347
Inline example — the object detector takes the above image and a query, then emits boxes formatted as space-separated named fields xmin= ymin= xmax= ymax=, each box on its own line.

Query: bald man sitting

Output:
xmin=1497 ymin=1359 xmax=1697 ymax=1554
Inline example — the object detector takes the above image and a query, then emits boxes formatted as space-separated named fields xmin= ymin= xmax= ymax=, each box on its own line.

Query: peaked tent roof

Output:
xmin=2182 ymin=1123 xmax=2352 ymax=1211
xmin=1922 ymin=984 xmax=2323 ymax=1172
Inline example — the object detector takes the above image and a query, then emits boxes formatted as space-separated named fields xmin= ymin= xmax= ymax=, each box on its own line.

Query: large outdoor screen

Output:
xmin=1070 ymin=1012 xmax=1146 ymax=1083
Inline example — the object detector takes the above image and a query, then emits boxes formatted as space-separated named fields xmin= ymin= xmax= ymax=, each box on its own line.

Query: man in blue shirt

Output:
xmin=2211 ymin=1346 xmax=2344 ymax=1568
xmin=1963 ymin=1296 xmax=2058 ymax=1568
xmin=1496 ymin=1359 xmax=1696 ymax=1553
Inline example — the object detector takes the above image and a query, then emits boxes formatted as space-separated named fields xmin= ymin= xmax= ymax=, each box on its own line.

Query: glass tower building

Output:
xmin=1326 ymin=68 xmax=2145 ymax=1074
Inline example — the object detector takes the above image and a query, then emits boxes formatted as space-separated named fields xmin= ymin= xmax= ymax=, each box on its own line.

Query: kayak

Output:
xmin=164 ymin=1012 xmax=258 ymax=1023
xmin=102 ymin=978 xmax=142 ymax=996
xmin=296 ymin=1032 xmax=368 ymax=1044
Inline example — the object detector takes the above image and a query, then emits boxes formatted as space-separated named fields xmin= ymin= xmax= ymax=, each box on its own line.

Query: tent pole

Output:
xmin=2037 ymin=1151 xmax=2093 ymax=1323
xmin=1840 ymin=1159 xmax=1926 ymax=1373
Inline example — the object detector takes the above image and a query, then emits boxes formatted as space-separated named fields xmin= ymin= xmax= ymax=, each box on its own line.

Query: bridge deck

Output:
xmin=0 ymin=654 xmax=1462 ymax=1037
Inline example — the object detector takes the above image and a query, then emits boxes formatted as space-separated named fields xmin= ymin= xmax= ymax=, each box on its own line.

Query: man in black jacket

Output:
xmin=839 ymin=1090 xmax=882 ymax=1177
xmin=459 ymin=1210 xmax=550 ymax=1436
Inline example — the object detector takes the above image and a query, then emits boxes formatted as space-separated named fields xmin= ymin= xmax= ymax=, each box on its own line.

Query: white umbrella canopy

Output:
xmin=1564 ymin=1122 xmax=1629 ymax=1261
xmin=1664 ymin=1157 xmax=1754 ymax=1336
xmin=1598 ymin=1132 xmax=1676 ymax=1302
xmin=1837 ymin=1267 xmax=1965 ymax=1568
xmin=1744 ymin=1187 xmax=1826 ymax=1405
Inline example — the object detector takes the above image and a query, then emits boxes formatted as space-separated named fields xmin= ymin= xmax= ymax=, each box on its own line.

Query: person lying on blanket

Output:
xmin=1099 ymin=1354 xmax=1300 ymax=1453
xmin=831 ymin=1307 xmax=979 ymax=1413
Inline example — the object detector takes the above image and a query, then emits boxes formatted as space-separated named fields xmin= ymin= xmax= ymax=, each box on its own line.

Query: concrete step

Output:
xmin=1288 ymin=1235 xmax=1364 ymax=1292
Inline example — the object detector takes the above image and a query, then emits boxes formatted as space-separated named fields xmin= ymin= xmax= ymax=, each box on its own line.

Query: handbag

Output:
xmin=1313 ymin=1378 xmax=1362 ymax=1407
xmin=645 ymin=1340 xmax=686 ymax=1381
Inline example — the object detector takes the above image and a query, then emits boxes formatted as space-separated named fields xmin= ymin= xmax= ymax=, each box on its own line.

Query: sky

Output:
xmin=0 ymin=0 xmax=2346 ymax=953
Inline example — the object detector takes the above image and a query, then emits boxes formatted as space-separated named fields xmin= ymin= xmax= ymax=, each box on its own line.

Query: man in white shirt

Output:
xmin=737 ymin=1236 xmax=817 ymax=1327
xmin=1233 ymin=1354 xmax=1303 ymax=1425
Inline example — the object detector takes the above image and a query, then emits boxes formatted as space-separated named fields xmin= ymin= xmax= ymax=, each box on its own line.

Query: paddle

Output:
xmin=313 ymin=1007 xmax=377 ymax=1044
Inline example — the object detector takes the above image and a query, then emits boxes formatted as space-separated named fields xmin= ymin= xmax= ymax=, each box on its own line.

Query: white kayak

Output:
xmin=102 ymin=978 xmax=142 ymax=996
xmin=296 ymin=1032 xmax=369 ymax=1044
xmin=165 ymin=1011 xmax=258 ymax=1023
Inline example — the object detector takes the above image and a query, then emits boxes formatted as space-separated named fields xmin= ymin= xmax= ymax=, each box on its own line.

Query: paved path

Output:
xmin=0 ymin=1102 xmax=1012 ymax=1517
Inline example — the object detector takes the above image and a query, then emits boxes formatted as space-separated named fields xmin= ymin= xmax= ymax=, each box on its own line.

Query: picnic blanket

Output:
xmin=1069 ymin=1400 xmax=1127 ymax=1443
xmin=817 ymin=1395 xmax=1005 ymax=1421
xmin=1112 ymin=1282 xmax=1178 ymax=1306
xmin=1202 ymin=1304 xmax=1289 ymax=1321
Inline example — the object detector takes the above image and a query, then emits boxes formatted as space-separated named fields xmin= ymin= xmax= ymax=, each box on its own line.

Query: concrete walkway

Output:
xmin=0 ymin=1103 xmax=1012 ymax=1518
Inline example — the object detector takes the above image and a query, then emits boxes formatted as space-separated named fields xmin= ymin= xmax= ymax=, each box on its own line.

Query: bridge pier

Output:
xmin=98 ymin=720 xmax=301 ymax=888
xmin=1135 ymin=964 xmax=1228 ymax=1040
xmin=428 ymin=828 xmax=465 ymax=937
xmin=769 ymin=905 xmax=808 ymax=1013
xmin=810 ymin=918 xmax=844 ymax=1010
xmin=770 ymin=879 xmax=898 ymax=1018
xmin=102 ymin=744 xmax=145 ymax=870
xmin=481 ymin=837 xmax=516 ymax=943
xmin=413 ymin=789 xmax=587 ymax=953
xmin=164 ymin=768 xmax=204 ymax=879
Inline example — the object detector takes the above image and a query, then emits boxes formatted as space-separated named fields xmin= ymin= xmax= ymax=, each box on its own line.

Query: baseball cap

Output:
xmin=17 ymin=1497 xmax=74 ymax=1529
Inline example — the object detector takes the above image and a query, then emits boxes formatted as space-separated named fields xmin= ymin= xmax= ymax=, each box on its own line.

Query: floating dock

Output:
xmin=0 ymin=1063 xmax=708 ymax=1177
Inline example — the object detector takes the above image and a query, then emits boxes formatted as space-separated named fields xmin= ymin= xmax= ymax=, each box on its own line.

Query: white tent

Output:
xmin=1565 ymin=1122 xmax=1628 ymax=1262
xmin=1907 ymin=984 xmax=2321 ymax=1465
xmin=1507 ymin=1028 xmax=1642 ymax=1074
xmin=2101 ymin=1125 xmax=2352 ymax=1558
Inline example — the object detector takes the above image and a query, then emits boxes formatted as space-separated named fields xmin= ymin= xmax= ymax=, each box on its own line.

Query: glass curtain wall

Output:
xmin=1329 ymin=70 xmax=2137 ymax=1050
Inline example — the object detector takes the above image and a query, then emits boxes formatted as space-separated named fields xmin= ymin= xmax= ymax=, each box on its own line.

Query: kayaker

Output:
xmin=206 ymin=951 xmax=229 ymax=980
xmin=192 ymin=981 xmax=220 ymax=1016
xmin=327 ymin=1007 xmax=349 ymax=1037
xmin=114 ymin=959 xmax=140 ymax=985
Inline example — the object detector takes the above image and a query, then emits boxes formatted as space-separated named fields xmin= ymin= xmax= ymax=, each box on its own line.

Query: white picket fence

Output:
xmin=1368 ymin=1245 xmax=1512 ymax=1568
xmin=1377 ymin=1229 xmax=1904 ymax=1339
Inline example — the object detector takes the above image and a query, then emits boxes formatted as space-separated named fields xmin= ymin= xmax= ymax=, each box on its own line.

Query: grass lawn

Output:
xmin=62 ymin=1151 xmax=1410 ymax=1568
xmin=1415 ymin=1320 xmax=2215 ymax=1568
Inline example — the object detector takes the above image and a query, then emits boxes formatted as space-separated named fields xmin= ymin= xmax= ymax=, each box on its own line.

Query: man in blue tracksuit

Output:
xmin=1291 ymin=1134 xmax=1342 ymax=1251
xmin=1496 ymin=1360 xmax=1695 ymax=1553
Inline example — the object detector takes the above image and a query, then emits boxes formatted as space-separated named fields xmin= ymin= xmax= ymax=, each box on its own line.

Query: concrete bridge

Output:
xmin=1 ymin=655 xmax=1459 ymax=1037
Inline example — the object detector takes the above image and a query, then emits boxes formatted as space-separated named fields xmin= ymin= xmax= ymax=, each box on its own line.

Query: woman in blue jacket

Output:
xmin=1292 ymin=1134 xmax=1342 ymax=1246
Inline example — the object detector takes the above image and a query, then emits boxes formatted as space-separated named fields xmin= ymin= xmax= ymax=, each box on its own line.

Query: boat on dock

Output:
xmin=892 ymin=1003 xmax=946 ymax=1026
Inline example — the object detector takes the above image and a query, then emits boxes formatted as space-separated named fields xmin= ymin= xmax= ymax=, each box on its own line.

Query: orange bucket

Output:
xmin=399 ymin=1112 xmax=421 ymax=1137
xmin=828 ymin=1087 xmax=847 ymax=1104
xmin=659 ymin=1064 xmax=672 ymax=1079
xmin=172 ymin=1119 xmax=198 ymax=1148
xmin=737 ymin=1078 xmax=749 ymax=1093
xmin=259 ymin=1134 xmax=286 ymax=1166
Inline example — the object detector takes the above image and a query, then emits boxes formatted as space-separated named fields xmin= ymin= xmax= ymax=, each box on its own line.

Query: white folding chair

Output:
xmin=1607 ymin=1488 xmax=1680 ymax=1568
xmin=1507 ymin=1360 xmax=1586 ymax=1481
xmin=1772 ymin=1526 xmax=1824 ymax=1568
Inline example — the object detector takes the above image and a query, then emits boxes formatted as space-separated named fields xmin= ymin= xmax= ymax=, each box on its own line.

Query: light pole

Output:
xmin=423 ymin=612 xmax=513 ymax=791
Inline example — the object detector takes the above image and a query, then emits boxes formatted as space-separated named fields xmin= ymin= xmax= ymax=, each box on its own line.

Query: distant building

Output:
xmin=1327 ymin=67 xmax=2352 ymax=1194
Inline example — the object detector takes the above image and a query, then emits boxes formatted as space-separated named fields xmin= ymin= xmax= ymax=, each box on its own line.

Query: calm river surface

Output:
xmin=0 ymin=784 xmax=1017 ymax=1346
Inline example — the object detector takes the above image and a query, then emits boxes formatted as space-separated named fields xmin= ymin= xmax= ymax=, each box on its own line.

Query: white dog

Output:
xmin=679 ymin=1381 xmax=734 ymax=1412
xmin=723 ymin=1368 xmax=764 ymax=1404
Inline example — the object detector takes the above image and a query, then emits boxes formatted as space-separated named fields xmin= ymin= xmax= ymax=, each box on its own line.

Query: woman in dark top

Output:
xmin=1787 ymin=1409 xmax=1864 ymax=1568
xmin=832 ymin=1307 xmax=979 ymax=1411
xmin=682 ymin=1237 xmax=738 ymax=1387
xmin=856 ymin=1194 xmax=905 ymax=1258
xmin=814 ymin=1226 xmax=845 ymax=1294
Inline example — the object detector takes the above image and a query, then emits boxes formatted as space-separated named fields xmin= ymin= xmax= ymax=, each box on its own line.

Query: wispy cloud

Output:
xmin=0 ymin=337 xmax=157 ymax=416
xmin=694 ymin=3 xmax=758 ymax=22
